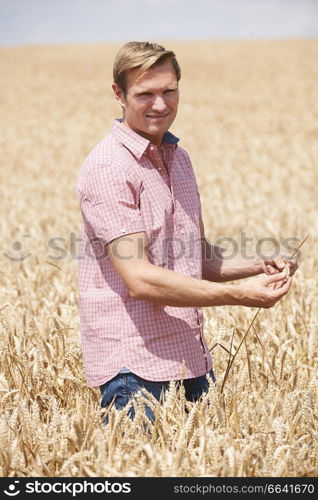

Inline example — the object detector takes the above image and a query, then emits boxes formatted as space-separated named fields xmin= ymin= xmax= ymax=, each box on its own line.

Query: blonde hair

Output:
xmin=113 ymin=41 xmax=181 ymax=95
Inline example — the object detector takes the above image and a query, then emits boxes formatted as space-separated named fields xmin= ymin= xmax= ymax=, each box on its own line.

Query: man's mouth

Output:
xmin=146 ymin=113 xmax=170 ymax=119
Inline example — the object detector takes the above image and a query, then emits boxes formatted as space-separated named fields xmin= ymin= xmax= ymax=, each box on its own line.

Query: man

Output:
xmin=76 ymin=41 xmax=297 ymax=423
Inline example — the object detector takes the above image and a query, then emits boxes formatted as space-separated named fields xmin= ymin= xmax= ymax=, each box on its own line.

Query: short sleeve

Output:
xmin=80 ymin=164 xmax=146 ymax=245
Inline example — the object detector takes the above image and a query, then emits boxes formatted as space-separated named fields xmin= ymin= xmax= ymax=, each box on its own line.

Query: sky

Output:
xmin=0 ymin=0 xmax=317 ymax=46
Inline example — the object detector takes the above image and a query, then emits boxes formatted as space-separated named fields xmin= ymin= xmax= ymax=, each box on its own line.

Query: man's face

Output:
xmin=113 ymin=59 xmax=179 ymax=146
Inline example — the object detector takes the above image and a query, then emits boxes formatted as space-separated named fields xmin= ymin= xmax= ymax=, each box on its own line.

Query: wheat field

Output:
xmin=0 ymin=39 xmax=317 ymax=477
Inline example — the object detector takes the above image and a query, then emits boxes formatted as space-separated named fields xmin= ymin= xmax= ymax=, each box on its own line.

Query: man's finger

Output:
xmin=264 ymin=272 xmax=287 ymax=284
xmin=288 ymin=259 xmax=298 ymax=276
xmin=273 ymin=259 xmax=287 ymax=271
xmin=272 ymin=277 xmax=292 ymax=296
xmin=266 ymin=264 xmax=277 ymax=275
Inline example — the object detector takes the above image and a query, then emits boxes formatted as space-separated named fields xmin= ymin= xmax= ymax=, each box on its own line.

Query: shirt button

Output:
xmin=121 ymin=228 xmax=126 ymax=233
xmin=180 ymin=229 xmax=184 ymax=234
xmin=150 ymin=145 xmax=155 ymax=151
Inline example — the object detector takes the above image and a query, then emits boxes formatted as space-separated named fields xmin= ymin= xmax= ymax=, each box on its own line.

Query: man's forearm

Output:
xmin=201 ymin=242 xmax=261 ymax=282
xmin=132 ymin=262 xmax=242 ymax=307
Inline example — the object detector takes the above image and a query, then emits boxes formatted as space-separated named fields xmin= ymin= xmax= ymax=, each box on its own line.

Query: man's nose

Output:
xmin=152 ymin=95 xmax=166 ymax=112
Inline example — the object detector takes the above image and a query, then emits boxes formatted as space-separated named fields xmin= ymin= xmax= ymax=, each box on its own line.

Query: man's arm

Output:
xmin=106 ymin=231 xmax=292 ymax=309
xmin=199 ymin=218 xmax=261 ymax=282
xmin=199 ymin=218 xmax=298 ymax=282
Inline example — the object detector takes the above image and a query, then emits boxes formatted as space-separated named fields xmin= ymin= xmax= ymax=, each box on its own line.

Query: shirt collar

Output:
xmin=111 ymin=118 xmax=179 ymax=160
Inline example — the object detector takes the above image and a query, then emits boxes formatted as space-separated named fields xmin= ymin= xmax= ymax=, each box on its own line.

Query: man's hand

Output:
xmin=255 ymin=254 xmax=298 ymax=290
xmin=237 ymin=272 xmax=292 ymax=308
xmin=260 ymin=255 xmax=298 ymax=277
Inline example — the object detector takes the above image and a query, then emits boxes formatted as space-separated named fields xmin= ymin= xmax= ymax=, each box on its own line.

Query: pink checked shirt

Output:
xmin=76 ymin=119 xmax=212 ymax=387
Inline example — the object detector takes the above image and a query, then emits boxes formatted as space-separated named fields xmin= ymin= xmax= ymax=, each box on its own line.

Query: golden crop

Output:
xmin=0 ymin=39 xmax=317 ymax=477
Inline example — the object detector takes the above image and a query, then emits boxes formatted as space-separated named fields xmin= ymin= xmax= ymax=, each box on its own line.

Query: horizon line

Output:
xmin=1 ymin=35 xmax=318 ymax=50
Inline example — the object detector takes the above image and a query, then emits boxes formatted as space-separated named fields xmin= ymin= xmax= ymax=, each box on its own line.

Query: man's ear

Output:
xmin=112 ymin=83 xmax=126 ymax=108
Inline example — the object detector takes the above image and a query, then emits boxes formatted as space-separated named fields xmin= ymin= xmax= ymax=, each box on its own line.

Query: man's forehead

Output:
xmin=126 ymin=61 xmax=178 ymax=89
xmin=131 ymin=77 xmax=178 ymax=93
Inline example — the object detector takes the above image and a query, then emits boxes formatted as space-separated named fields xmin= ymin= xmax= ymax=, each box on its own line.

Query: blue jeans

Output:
xmin=99 ymin=369 xmax=216 ymax=424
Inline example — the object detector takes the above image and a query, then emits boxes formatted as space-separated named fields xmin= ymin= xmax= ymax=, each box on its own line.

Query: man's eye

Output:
xmin=138 ymin=92 xmax=151 ymax=97
xmin=164 ymin=89 xmax=175 ymax=93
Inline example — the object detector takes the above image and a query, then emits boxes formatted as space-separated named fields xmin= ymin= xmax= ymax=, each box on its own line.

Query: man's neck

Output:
xmin=122 ymin=118 xmax=164 ymax=148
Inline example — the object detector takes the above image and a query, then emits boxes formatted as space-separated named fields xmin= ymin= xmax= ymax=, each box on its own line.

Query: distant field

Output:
xmin=0 ymin=39 xmax=317 ymax=476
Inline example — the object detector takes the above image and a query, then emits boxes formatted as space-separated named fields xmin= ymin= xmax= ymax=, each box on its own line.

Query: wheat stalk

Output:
xmin=220 ymin=233 xmax=310 ymax=393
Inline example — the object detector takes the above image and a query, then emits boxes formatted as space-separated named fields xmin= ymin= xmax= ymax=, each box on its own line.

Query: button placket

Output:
xmin=161 ymin=149 xmax=175 ymax=209
xmin=150 ymin=146 xmax=169 ymax=182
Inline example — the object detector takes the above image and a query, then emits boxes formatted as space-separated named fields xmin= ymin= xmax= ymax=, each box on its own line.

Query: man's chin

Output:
xmin=147 ymin=125 xmax=167 ymax=134
xmin=145 ymin=121 xmax=173 ymax=135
